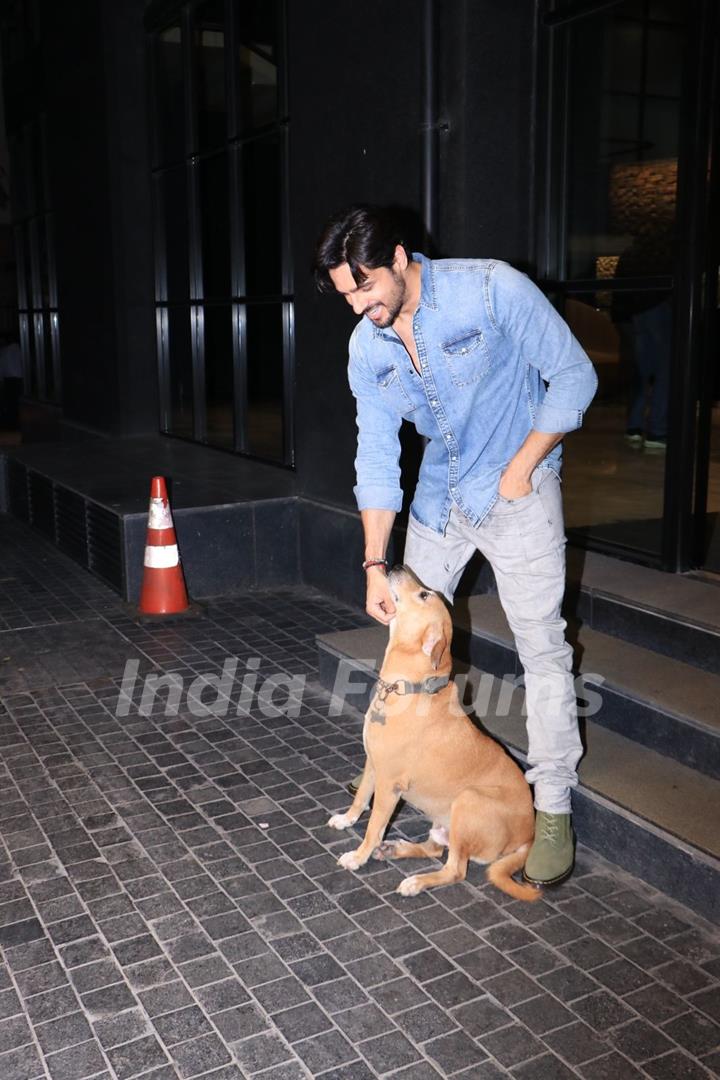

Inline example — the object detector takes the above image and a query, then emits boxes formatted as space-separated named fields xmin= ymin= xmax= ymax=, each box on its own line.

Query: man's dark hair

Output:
xmin=312 ymin=204 xmax=412 ymax=293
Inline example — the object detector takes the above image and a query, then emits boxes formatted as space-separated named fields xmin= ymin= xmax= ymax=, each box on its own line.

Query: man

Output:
xmin=312 ymin=205 xmax=598 ymax=886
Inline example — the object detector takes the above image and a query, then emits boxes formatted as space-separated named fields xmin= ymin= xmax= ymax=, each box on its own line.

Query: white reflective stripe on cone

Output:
xmin=144 ymin=544 xmax=179 ymax=569
xmin=148 ymin=497 xmax=174 ymax=530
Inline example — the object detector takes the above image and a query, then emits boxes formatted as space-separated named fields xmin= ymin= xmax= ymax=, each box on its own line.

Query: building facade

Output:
xmin=1 ymin=0 xmax=718 ymax=576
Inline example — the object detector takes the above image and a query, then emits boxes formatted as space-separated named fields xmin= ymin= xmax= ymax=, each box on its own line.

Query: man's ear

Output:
xmin=421 ymin=625 xmax=447 ymax=670
xmin=393 ymin=244 xmax=408 ymax=273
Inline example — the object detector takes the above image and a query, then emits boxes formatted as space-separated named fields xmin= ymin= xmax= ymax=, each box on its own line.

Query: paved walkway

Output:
xmin=0 ymin=516 xmax=718 ymax=1080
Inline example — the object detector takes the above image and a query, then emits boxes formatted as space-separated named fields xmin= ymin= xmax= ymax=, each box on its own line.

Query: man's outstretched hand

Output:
xmin=366 ymin=567 xmax=396 ymax=625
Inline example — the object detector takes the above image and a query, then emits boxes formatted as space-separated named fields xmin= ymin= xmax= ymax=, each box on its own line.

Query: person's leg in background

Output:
xmin=641 ymin=299 xmax=672 ymax=449
xmin=475 ymin=469 xmax=582 ymax=885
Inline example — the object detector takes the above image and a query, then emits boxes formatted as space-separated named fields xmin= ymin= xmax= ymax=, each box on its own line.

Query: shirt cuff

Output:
xmin=533 ymin=402 xmax=584 ymax=434
xmin=354 ymin=484 xmax=404 ymax=512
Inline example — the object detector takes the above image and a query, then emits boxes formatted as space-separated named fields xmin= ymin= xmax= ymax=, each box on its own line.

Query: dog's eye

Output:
xmin=418 ymin=590 xmax=430 ymax=601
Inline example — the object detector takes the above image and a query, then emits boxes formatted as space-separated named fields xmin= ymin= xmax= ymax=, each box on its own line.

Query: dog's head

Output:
xmin=386 ymin=565 xmax=452 ymax=672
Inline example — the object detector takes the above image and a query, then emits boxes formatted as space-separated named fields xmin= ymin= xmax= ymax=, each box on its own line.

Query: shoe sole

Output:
xmin=522 ymin=864 xmax=574 ymax=887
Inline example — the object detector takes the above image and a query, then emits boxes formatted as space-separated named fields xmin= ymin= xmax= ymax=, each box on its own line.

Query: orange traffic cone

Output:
xmin=138 ymin=477 xmax=190 ymax=615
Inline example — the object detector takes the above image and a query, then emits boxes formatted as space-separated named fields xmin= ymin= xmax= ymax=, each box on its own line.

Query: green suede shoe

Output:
xmin=347 ymin=772 xmax=363 ymax=796
xmin=523 ymin=811 xmax=575 ymax=886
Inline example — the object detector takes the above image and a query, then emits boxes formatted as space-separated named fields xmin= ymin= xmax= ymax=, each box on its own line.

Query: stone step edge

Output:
xmin=459 ymin=594 xmax=720 ymax=740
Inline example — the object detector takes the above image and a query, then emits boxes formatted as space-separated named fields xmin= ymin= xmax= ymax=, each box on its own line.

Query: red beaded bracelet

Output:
xmin=362 ymin=558 xmax=388 ymax=571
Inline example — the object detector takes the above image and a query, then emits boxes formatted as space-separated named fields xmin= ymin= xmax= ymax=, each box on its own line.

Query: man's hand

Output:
xmin=366 ymin=567 xmax=396 ymax=624
xmin=499 ymin=431 xmax=564 ymax=499
xmin=498 ymin=466 xmax=533 ymax=500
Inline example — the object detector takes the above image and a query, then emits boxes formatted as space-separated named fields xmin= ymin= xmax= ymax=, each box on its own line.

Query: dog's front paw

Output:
xmin=397 ymin=874 xmax=423 ymax=897
xmin=327 ymin=812 xmax=355 ymax=830
xmin=338 ymin=849 xmax=365 ymax=871
xmin=372 ymin=841 xmax=398 ymax=861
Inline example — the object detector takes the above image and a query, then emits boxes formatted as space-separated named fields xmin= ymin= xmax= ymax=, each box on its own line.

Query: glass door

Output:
xmin=539 ymin=0 xmax=684 ymax=563
xmin=537 ymin=0 xmax=718 ymax=570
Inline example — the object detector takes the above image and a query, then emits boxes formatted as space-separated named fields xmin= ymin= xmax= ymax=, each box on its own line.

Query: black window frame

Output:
xmin=146 ymin=0 xmax=294 ymax=468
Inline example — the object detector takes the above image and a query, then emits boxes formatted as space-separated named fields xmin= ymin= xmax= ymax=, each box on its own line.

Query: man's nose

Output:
xmin=350 ymin=295 xmax=366 ymax=315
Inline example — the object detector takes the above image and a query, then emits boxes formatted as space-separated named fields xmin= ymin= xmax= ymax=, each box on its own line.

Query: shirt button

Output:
xmin=431 ymin=399 xmax=438 ymax=406
xmin=451 ymin=456 xmax=457 ymax=461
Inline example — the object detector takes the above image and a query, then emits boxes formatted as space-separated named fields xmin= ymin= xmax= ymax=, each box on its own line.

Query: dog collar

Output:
xmin=374 ymin=674 xmax=450 ymax=702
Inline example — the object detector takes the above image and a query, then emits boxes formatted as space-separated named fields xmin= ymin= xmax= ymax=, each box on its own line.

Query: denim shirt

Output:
xmin=348 ymin=254 xmax=598 ymax=532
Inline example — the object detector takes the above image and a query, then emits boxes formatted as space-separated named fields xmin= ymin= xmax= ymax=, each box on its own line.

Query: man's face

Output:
xmin=329 ymin=258 xmax=407 ymax=329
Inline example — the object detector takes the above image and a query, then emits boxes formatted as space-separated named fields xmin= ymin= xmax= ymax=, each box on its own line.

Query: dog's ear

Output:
xmin=421 ymin=625 xmax=447 ymax=670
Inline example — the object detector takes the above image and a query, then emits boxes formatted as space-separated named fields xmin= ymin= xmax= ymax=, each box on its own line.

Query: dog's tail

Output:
xmin=486 ymin=844 xmax=542 ymax=903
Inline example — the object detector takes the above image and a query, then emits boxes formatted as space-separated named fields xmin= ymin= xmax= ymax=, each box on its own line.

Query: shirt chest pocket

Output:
xmin=441 ymin=329 xmax=492 ymax=388
xmin=376 ymin=366 xmax=418 ymax=414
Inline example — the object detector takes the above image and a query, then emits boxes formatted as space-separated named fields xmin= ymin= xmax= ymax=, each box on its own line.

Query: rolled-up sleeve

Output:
xmin=488 ymin=261 xmax=598 ymax=433
xmin=348 ymin=337 xmax=404 ymax=512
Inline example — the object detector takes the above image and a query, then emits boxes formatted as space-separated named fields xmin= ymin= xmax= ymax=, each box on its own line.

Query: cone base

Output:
xmin=129 ymin=600 xmax=205 ymax=623
xmin=138 ymin=566 xmax=190 ymax=616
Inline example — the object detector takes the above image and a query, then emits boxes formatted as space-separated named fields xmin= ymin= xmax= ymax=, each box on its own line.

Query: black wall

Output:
xmin=287 ymin=0 xmax=425 ymax=514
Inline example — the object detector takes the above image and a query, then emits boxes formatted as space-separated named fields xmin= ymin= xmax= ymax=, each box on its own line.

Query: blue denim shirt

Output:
xmin=348 ymin=254 xmax=598 ymax=532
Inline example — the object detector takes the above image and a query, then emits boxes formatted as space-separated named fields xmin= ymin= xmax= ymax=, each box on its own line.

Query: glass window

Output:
xmin=166 ymin=306 xmax=194 ymax=438
xmin=565 ymin=2 xmax=684 ymax=281
xmin=150 ymin=0 xmax=292 ymax=465
xmin=156 ymin=166 xmax=190 ymax=301
xmin=194 ymin=1 xmax=227 ymax=151
xmin=154 ymin=24 xmax=185 ymax=166
xmin=198 ymin=152 xmax=230 ymax=299
xmin=245 ymin=302 xmax=284 ymax=461
xmin=236 ymin=0 xmax=278 ymax=132
xmin=242 ymin=134 xmax=281 ymax=296
xmin=202 ymin=303 xmax=234 ymax=448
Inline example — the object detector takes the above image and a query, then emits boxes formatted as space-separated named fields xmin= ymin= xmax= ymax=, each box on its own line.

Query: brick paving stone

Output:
xmin=578 ymin=1051 xmax=646 ymax=1079
xmin=105 ymin=1034 xmax=170 ymax=1079
xmin=424 ymin=1028 xmax=489 ymax=1073
xmin=609 ymin=1018 xmax=675 ymax=1062
xmin=511 ymin=992 xmax=576 ymax=1034
xmin=661 ymin=1010 xmax=720 ymax=1057
xmin=232 ymin=1031 xmax=293 ymax=1071
xmin=293 ymin=1028 xmax=357 ymax=1073
xmin=643 ymin=1050 xmax=717 ymax=1079
xmin=571 ymin=988 xmax=635 ymax=1030
xmin=542 ymin=1019 xmax=612 ymax=1065
xmin=359 ymin=1030 xmax=422 ymax=1072
xmin=45 ymin=1038 xmax=108 ymax=1080
xmin=0 ymin=1042 xmax=46 ymax=1080
xmin=512 ymin=1052 xmax=580 ymax=1079
xmin=34 ymin=1011 xmax=94 ymax=1054
xmin=313 ymin=974 xmax=369 ymax=1013
xmin=171 ymin=1032 xmax=233 ymax=1078
xmin=0 ymin=1013 xmax=33 ymax=1052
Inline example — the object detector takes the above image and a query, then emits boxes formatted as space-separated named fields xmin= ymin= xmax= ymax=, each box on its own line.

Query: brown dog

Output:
xmin=329 ymin=566 xmax=540 ymax=901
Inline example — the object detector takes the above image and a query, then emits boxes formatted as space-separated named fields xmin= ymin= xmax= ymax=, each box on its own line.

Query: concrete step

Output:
xmin=561 ymin=548 xmax=720 ymax=675
xmin=452 ymin=593 xmax=720 ymax=780
xmin=315 ymin=626 xmax=720 ymax=924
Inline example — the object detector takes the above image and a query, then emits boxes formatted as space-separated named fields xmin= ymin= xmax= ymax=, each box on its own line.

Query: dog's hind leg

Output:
xmin=396 ymin=844 xmax=469 ymax=896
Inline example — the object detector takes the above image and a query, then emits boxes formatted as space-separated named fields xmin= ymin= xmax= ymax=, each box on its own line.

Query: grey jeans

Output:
xmin=404 ymin=467 xmax=582 ymax=814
